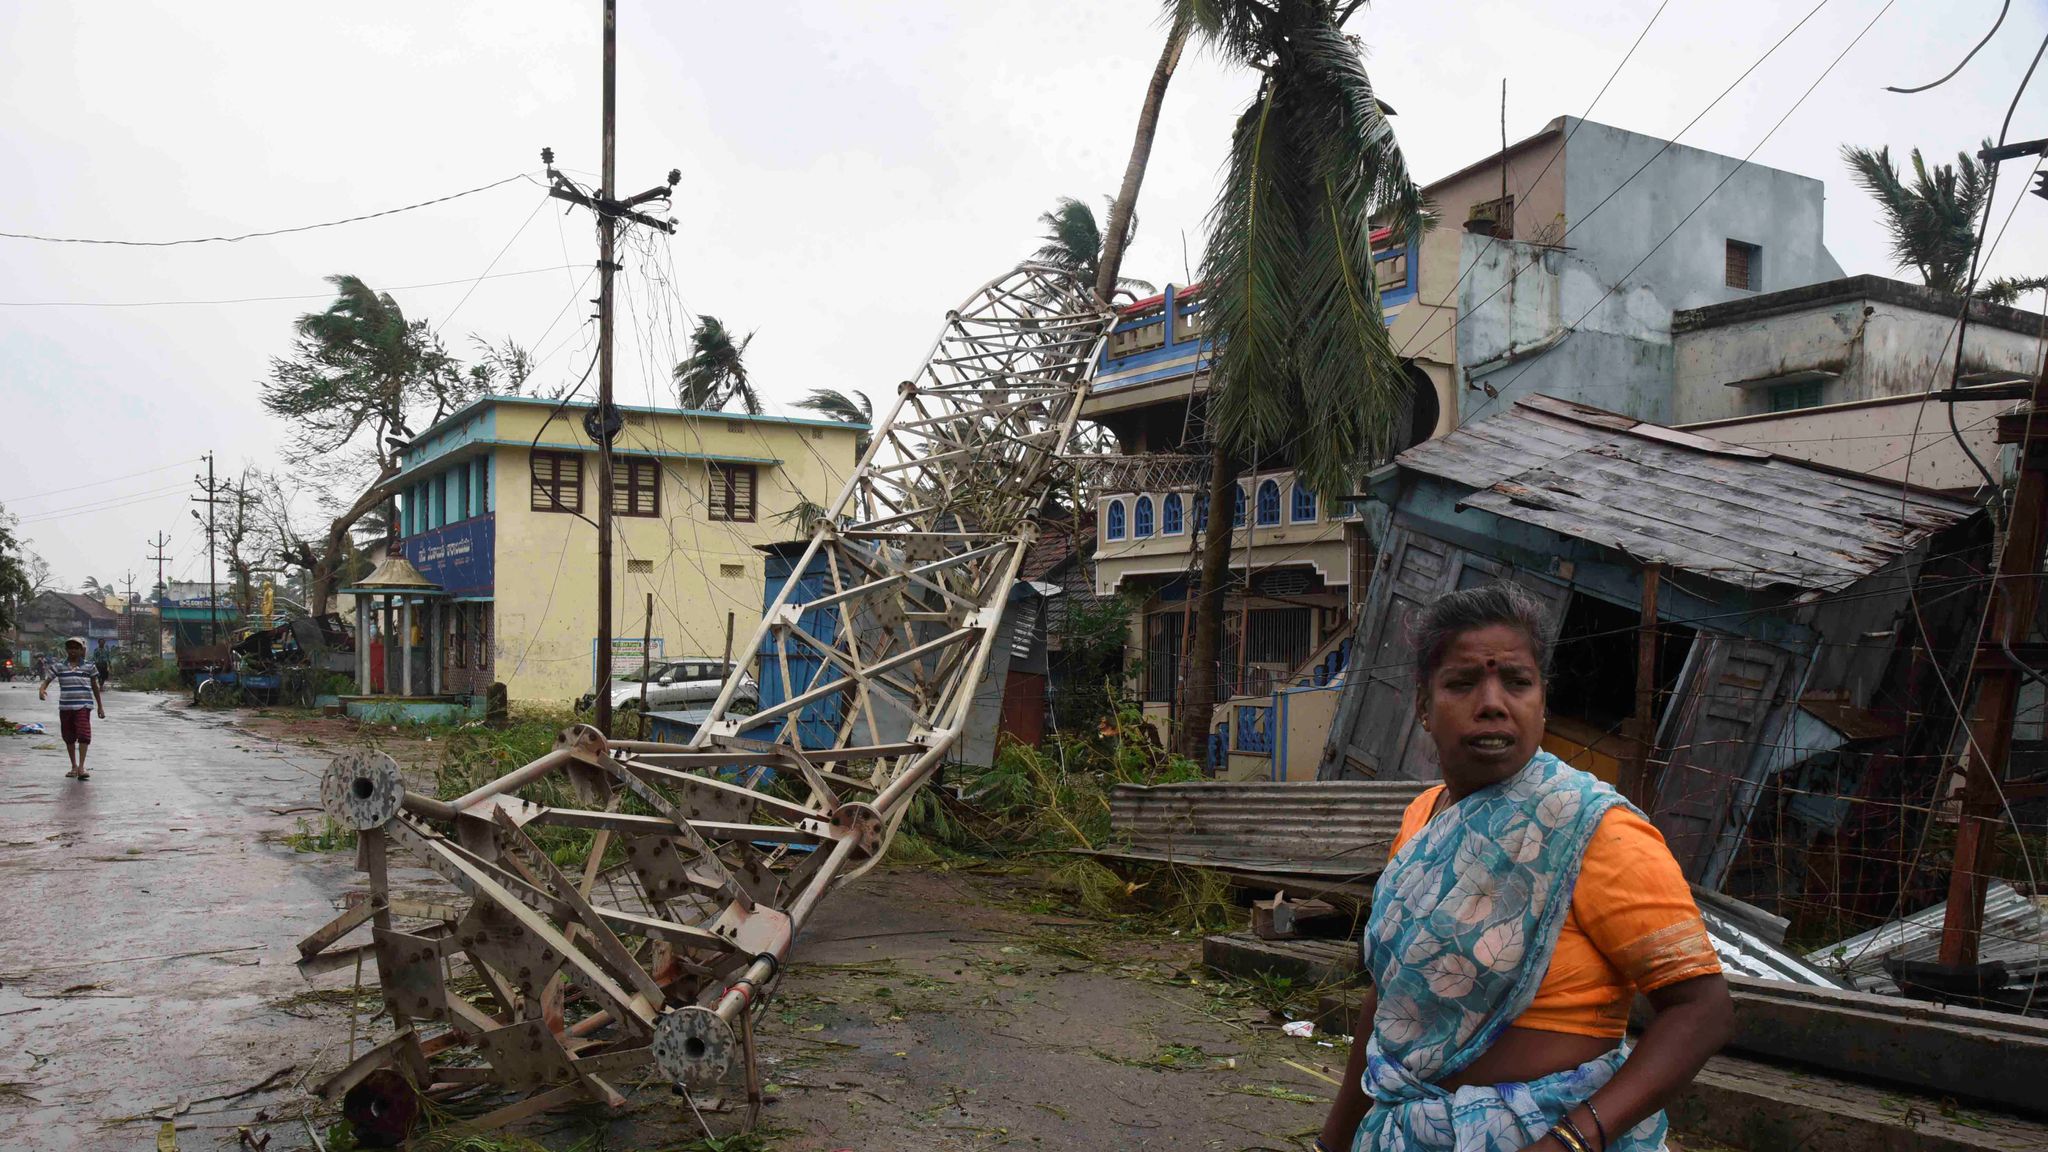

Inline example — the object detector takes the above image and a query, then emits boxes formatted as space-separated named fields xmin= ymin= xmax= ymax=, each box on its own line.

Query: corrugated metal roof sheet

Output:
xmin=1105 ymin=779 xmax=1839 ymax=987
xmin=1396 ymin=395 xmax=1978 ymax=593
xmin=1106 ymin=780 xmax=1426 ymax=879
xmin=1809 ymin=881 xmax=2048 ymax=994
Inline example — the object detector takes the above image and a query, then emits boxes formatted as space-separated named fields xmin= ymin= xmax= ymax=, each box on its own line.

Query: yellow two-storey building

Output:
xmin=391 ymin=395 xmax=861 ymax=706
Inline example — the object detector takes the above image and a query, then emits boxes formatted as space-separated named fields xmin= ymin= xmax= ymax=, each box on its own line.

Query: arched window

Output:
xmin=1291 ymin=484 xmax=1317 ymax=523
xmin=1194 ymin=493 xmax=1209 ymax=533
xmin=1106 ymin=499 xmax=1126 ymax=541
xmin=1256 ymin=479 xmax=1281 ymax=526
xmin=1162 ymin=493 xmax=1184 ymax=535
xmin=1232 ymin=485 xmax=1247 ymax=528
xmin=1134 ymin=495 xmax=1155 ymax=538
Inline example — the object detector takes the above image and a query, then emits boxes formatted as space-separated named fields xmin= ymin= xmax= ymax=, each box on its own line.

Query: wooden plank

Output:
xmin=1670 ymin=1052 xmax=2048 ymax=1152
xmin=1713 ymin=976 xmax=2048 ymax=1118
xmin=1201 ymin=931 xmax=1363 ymax=989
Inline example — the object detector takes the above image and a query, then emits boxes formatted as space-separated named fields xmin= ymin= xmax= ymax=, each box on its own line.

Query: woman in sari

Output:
xmin=1317 ymin=584 xmax=1733 ymax=1152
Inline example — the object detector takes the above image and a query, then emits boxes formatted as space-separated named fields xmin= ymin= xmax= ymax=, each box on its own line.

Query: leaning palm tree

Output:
xmin=672 ymin=316 xmax=762 ymax=415
xmin=1035 ymin=197 xmax=1154 ymax=298
xmin=1842 ymin=142 xmax=1993 ymax=297
xmin=794 ymin=388 xmax=875 ymax=457
xmin=1171 ymin=0 xmax=1429 ymax=760
xmin=1097 ymin=13 xmax=1192 ymax=303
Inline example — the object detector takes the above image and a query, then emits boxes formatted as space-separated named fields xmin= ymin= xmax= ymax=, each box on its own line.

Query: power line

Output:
xmin=1391 ymin=0 xmax=1673 ymax=361
xmin=0 ymin=172 xmax=532 ymax=247
xmin=0 ymin=263 xmax=580 ymax=309
xmin=2 ymin=456 xmax=201 ymax=503
xmin=1397 ymin=0 xmax=1836 ymax=370
xmin=15 ymin=481 xmax=195 ymax=524
xmin=1462 ymin=0 xmax=1895 ymax=428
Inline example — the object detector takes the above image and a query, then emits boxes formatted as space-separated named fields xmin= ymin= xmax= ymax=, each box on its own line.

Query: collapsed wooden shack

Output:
xmin=1319 ymin=395 xmax=1988 ymax=921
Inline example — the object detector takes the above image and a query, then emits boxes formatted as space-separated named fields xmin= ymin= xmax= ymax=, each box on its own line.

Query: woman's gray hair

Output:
xmin=1411 ymin=582 xmax=1555 ymax=689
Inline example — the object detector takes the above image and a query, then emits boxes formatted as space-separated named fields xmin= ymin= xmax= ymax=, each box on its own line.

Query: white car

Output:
xmin=582 ymin=659 xmax=759 ymax=713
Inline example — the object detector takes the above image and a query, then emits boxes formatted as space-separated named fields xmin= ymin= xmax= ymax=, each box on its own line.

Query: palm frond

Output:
xmin=1980 ymin=274 xmax=2048 ymax=307
xmin=673 ymin=315 xmax=761 ymax=414
xmin=794 ymin=388 xmax=872 ymax=425
xmin=1842 ymin=142 xmax=1987 ymax=296
xmin=1188 ymin=0 xmax=1426 ymax=498
xmin=1034 ymin=197 xmax=1104 ymax=279
xmin=1201 ymin=74 xmax=1307 ymax=456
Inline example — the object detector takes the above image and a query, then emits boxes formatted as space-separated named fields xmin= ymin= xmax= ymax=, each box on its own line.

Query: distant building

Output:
xmin=16 ymin=591 xmax=121 ymax=656
xmin=1078 ymin=115 xmax=1850 ymax=762
xmin=158 ymin=581 xmax=239 ymax=654
xmin=1443 ymin=117 xmax=1844 ymax=425
xmin=1670 ymin=275 xmax=2048 ymax=490
xmin=389 ymin=394 xmax=861 ymax=705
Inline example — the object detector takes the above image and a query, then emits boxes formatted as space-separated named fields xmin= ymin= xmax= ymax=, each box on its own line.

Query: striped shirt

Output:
xmin=50 ymin=661 xmax=97 ymax=710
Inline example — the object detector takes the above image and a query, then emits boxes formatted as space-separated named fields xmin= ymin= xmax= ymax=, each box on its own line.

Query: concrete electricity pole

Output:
xmin=192 ymin=452 xmax=229 ymax=644
xmin=540 ymin=0 xmax=678 ymax=736
xmin=147 ymin=533 xmax=172 ymax=602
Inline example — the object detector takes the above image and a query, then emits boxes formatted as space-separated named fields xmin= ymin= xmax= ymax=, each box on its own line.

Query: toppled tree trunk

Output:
xmin=295 ymin=464 xmax=399 ymax=616
xmin=1174 ymin=441 xmax=1241 ymax=762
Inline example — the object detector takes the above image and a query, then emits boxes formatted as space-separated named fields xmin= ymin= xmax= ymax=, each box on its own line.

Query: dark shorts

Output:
xmin=59 ymin=708 xmax=92 ymax=746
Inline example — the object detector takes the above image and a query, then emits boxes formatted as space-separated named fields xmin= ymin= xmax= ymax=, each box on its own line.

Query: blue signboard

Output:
xmin=405 ymin=515 xmax=495 ymax=598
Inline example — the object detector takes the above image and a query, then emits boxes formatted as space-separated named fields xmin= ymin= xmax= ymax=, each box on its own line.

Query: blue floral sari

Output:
xmin=1355 ymin=752 xmax=1668 ymax=1152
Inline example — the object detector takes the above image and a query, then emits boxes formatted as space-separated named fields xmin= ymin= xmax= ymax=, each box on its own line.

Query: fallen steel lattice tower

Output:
xmin=300 ymin=264 xmax=1115 ymax=1137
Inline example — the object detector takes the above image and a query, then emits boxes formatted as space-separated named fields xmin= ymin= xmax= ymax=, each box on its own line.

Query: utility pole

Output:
xmin=147 ymin=532 xmax=172 ymax=603
xmin=147 ymin=532 xmax=172 ymax=660
xmin=1936 ymin=136 xmax=2048 ymax=974
xmin=541 ymin=0 xmax=678 ymax=736
xmin=192 ymin=452 xmax=228 ymax=644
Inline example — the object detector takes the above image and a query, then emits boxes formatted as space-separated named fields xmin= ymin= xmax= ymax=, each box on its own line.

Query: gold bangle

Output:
xmin=1549 ymin=1124 xmax=1590 ymax=1152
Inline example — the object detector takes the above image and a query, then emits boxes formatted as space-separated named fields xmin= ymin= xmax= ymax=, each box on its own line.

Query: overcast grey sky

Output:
xmin=3 ymin=0 xmax=2044 ymax=590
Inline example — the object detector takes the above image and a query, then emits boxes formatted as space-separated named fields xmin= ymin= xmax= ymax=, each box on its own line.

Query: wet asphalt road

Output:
xmin=0 ymin=684 xmax=357 ymax=1152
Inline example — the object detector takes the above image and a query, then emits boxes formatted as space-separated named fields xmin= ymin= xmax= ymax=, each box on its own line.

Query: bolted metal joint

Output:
xmin=321 ymin=750 xmax=406 ymax=831
xmin=556 ymin=723 xmax=610 ymax=759
xmin=653 ymin=1006 xmax=736 ymax=1089
xmin=831 ymin=802 xmax=886 ymax=859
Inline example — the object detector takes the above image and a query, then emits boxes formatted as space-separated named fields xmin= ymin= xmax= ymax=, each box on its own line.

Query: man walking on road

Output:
xmin=39 ymin=637 xmax=105 ymax=780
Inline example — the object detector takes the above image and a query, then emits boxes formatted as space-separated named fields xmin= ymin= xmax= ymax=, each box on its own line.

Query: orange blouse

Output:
xmin=1386 ymin=785 xmax=1722 ymax=1038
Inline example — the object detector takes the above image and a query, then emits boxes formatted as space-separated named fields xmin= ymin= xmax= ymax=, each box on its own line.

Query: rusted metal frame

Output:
xmin=300 ymin=900 xmax=378 ymax=959
xmin=602 ymin=760 xmax=818 ymax=824
xmin=384 ymin=819 xmax=653 ymax=1033
xmin=525 ymin=808 xmax=677 ymax=835
xmin=888 ymin=394 xmax=1051 ymax=433
xmin=776 ymin=541 xmax=1015 ymax=619
xmin=694 ymin=527 xmax=832 ymax=727
xmin=298 ymin=921 xmax=460 ymax=979
xmin=616 ymin=738 xmax=921 ymax=767
xmin=705 ymin=835 xmax=862 ymax=1029
xmin=845 ymin=502 xmax=951 ymax=533
xmin=825 ymin=547 xmax=889 ymax=749
xmin=728 ymin=625 xmax=981 ymax=732
xmin=838 ymin=529 xmax=1008 ymax=541
xmin=592 ymin=761 xmax=755 ymax=909
xmin=449 ymin=748 xmax=578 ymax=812
xmin=686 ymin=819 xmax=827 ymax=845
xmin=770 ymin=620 xmax=803 ymax=746
xmin=781 ymin=617 xmax=931 ymax=711
xmin=491 ymin=809 xmax=667 ymax=1009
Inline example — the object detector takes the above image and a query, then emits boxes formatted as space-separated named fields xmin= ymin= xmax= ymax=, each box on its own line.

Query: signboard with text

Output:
xmin=595 ymin=637 xmax=665 ymax=692
xmin=404 ymin=515 xmax=495 ymax=599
